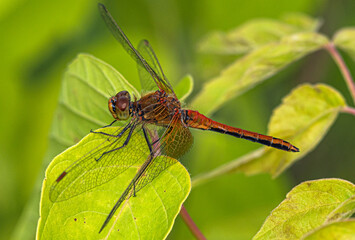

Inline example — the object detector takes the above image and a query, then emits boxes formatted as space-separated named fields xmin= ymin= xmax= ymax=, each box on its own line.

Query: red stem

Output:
xmin=341 ymin=106 xmax=355 ymax=116
xmin=324 ymin=43 xmax=355 ymax=105
xmin=180 ymin=205 xmax=206 ymax=240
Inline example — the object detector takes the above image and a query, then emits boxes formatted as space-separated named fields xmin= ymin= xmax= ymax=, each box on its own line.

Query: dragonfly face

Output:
xmin=108 ymin=90 xmax=131 ymax=120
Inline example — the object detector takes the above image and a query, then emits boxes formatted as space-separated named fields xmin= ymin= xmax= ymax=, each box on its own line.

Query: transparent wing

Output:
xmin=137 ymin=40 xmax=175 ymax=94
xmin=132 ymin=113 xmax=193 ymax=195
xmin=98 ymin=4 xmax=173 ymax=94
xmin=49 ymin=124 xmax=149 ymax=202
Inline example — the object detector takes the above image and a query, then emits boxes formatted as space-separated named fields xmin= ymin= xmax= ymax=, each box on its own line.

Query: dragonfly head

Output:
xmin=108 ymin=91 xmax=131 ymax=120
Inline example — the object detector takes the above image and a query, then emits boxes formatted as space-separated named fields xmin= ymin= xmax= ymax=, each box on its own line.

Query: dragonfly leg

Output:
xmin=142 ymin=127 xmax=153 ymax=154
xmin=90 ymin=120 xmax=117 ymax=133
xmin=95 ymin=123 xmax=136 ymax=162
xmin=142 ymin=127 xmax=161 ymax=158
xmin=151 ymin=137 xmax=161 ymax=146
xmin=99 ymin=120 xmax=117 ymax=129
xmin=91 ymin=121 xmax=131 ymax=138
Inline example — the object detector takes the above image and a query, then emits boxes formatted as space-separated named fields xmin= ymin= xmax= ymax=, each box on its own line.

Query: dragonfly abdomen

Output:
xmin=182 ymin=110 xmax=299 ymax=152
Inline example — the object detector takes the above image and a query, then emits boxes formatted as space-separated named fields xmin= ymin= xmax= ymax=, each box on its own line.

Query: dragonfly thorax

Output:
xmin=108 ymin=91 xmax=132 ymax=120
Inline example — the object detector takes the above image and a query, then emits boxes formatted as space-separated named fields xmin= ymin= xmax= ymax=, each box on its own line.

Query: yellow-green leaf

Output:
xmin=37 ymin=127 xmax=191 ymax=239
xmin=253 ymin=179 xmax=355 ymax=240
xmin=281 ymin=13 xmax=321 ymax=32
xmin=193 ymin=32 xmax=329 ymax=115
xmin=303 ymin=220 xmax=355 ymax=240
xmin=333 ymin=28 xmax=355 ymax=61
xmin=198 ymin=13 xmax=320 ymax=55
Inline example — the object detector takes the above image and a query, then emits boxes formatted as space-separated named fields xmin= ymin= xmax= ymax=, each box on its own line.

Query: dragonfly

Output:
xmin=50 ymin=3 xmax=299 ymax=233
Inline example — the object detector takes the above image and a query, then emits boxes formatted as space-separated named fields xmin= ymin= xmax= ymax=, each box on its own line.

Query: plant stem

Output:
xmin=324 ymin=43 xmax=355 ymax=105
xmin=192 ymin=148 xmax=264 ymax=188
xmin=341 ymin=106 xmax=355 ymax=116
xmin=180 ymin=205 xmax=206 ymax=240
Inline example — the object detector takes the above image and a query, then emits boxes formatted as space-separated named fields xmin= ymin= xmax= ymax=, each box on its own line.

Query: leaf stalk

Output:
xmin=341 ymin=106 xmax=355 ymax=116
xmin=180 ymin=205 xmax=206 ymax=240
xmin=324 ymin=43 xmax=355 ymax=105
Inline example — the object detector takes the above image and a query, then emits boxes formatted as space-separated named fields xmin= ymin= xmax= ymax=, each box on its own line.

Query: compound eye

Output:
xmin=111 ymin=99 xmax=117 ymax=112
xmin=108 ymin=97 xmax=118 ymax=119
xmin=117 ymin=97 xmax=128 ymax=111
xmin=110 ymin=91 xmax=131 ymax=120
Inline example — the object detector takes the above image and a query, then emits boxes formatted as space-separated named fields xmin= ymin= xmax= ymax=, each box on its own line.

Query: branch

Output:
xmin=180 ymin=205 xmax=206 ymax=240
xmin=324 ymin=43 xmax=355 ymax=105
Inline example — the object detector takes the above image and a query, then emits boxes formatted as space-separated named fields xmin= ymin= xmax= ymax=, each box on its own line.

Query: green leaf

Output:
xmin=280 ymin=13 xmax=321 ymax=32
xmin=303 ymin=220 xmax=355 ymax=240
xmin=51 ymin=54 xmax=140 ymax=148
xmin=252 ymin=179 xmax=355 ymax=240
xmin=333 ymin=28 xmax=355 ymax=61
xmin=192 ymin=84 xmax=346 ymax=187
xmin=174 ymin=74 xmax=194 ymax=102
xmin=192 ymin=32 xmax=329 ymax=115
xmin=198 ymin=13 xmax=320 ymax=55
xmin=37 ymin=127 xmax=191 ymax=239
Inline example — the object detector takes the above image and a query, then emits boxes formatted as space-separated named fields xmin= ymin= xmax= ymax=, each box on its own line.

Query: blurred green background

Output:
xmin=0 ymin=0 xmax=354 ymax=239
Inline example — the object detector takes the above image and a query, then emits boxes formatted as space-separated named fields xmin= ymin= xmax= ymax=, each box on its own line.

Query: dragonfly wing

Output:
xmin=98 ymin=4 xmax=168 ymax=93
xmin=136 ymin=55 xmax=156 ymax=93
xmin=137 ymin=40 xmax=175 ymax=95
xmin=133 ymin=155 xmax=176 ymax=195
xmin=49 ymin=124 xmax=150 ymax=202
xmin=133 ymin=114 xmax=193 ymax=194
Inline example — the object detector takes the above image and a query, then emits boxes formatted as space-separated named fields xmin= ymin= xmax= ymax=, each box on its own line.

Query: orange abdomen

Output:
xmin=182 ymin=110 xmax=299 ymax=152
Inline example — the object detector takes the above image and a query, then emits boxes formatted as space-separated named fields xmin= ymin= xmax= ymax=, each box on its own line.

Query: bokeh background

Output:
xmin=1 ymin=0 xmax=354 ymax=239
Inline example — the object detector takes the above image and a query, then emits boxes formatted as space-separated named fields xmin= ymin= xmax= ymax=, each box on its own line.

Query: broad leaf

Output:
xmin=253 ymin=179 xmax=355 ymax=240
xmin=198 ymin=13 xmax=320 ymax=55
xmin=192 ymin=32 xmax=329 ymax=115
xmin=37 ymin=127 xmax=191 ymax=239
xmin=303 ymin=220 xmax=355 ymax=240
xmin=333 ymin=28 xmax=355 ymax=61
xmin=192 ymin=84 xmax=346 ymax=187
